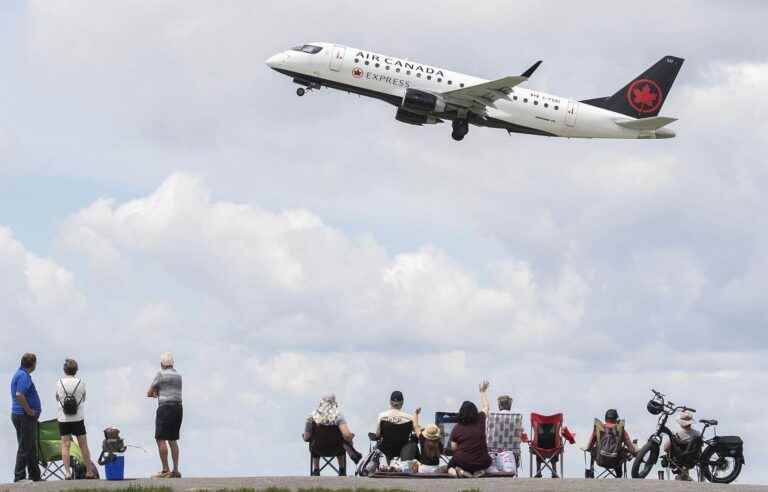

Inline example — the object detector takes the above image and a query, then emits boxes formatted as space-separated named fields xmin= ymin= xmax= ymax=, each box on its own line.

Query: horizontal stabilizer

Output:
xmin=615 ymin=116 xmax=677 ymax=130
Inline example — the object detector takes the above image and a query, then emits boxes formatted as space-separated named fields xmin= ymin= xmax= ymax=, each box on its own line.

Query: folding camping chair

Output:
xmin=37 ymin=419 xmax=85 ymax=480
xmin=435 ymin=412 xmax=458 ymax=466
xmin=307 ymin=422 xmax=345 ymax=476
xmin=377 ymin=420 xmax=413 ymax=463
xmin=486 ymin=412 xmax=523 ymax=476
xmin=526 ymin=413 xmax=565 ymax=478
xmin=584 ymin=419 xmax=632 ymax=479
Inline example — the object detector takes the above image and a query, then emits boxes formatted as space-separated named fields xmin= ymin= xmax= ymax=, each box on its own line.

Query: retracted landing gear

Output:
xmin=451 ymin=119 xmax=469 ymax=141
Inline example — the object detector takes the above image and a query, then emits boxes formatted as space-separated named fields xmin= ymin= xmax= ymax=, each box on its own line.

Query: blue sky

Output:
xmin=1 ymin=0 xmax=767 ymax=483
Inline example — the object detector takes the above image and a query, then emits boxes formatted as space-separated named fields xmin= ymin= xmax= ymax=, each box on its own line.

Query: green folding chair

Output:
xmin=37 ymin=419 xmax=85 ymax=480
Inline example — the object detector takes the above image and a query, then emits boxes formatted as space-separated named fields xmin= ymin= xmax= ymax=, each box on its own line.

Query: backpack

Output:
xmin=596 ymin=420 xmax=623 ymax=468
xmin=399 ymin=433 xmax=420 ymax=461
xmin=59 ymin=379 xmax=82 ymax=416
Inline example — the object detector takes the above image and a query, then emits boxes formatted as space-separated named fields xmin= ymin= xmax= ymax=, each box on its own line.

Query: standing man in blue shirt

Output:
xmin=10 ymin=353 xmax=42 ymax=482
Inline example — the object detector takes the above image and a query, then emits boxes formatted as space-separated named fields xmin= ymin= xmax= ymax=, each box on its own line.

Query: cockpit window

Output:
xmin=291 ymin=44 xmax=323 ymax=54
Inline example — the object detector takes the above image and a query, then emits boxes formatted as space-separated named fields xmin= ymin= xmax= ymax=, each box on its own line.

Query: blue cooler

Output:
xmin=104 ymin=456 xmax=125 ymax=480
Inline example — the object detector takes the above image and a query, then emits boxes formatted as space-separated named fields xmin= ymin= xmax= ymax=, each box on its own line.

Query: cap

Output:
xmin=390 ymin=390 xmax=404 ymax=402
xmin=605 ymin=409 xmax=619 ymax=421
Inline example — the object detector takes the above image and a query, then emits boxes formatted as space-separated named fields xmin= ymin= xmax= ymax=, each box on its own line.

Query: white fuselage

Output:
xmin=266 ymin=43 xmax=673 ymax=139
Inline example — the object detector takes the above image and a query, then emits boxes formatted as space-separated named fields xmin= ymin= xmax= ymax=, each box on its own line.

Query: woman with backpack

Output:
xmin=56 ymin=358 xmax=98 ymax=479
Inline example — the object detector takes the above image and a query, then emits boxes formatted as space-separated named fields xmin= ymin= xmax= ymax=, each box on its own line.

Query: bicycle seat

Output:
xmin=699 ymin=419 xmax=718 ymax=426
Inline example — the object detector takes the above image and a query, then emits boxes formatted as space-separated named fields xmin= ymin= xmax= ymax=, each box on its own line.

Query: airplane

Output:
xmin=266 ymin=43 xmax=684 ymax=141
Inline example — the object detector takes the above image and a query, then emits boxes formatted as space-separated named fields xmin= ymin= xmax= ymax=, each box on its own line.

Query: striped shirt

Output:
xmin=151 ymin=368 xmax=182 ymax=406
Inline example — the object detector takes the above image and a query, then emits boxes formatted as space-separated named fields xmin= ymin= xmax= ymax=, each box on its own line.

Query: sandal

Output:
xmin=170 ymin=471 xmax=182 ymax=478
xmin=152 ymin=471 xmax=171 ymax=479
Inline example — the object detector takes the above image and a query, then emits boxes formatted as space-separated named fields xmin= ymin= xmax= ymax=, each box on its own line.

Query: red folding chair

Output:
xmin=526 ymin=413 xmax=565 ymax=478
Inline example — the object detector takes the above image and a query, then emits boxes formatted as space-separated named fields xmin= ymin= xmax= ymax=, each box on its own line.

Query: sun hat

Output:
xmin=422 ymin=424 xmax=441 ymax=441
xmin=677 ymin=411 xmax=694 ymax=427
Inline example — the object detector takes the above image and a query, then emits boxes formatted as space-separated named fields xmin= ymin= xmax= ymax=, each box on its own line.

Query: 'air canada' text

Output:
xmin=355 ymin=51 xmax=445 ymax=77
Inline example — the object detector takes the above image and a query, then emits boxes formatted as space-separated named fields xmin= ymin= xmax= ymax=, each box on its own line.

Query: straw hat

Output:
xmin=422 ymin=424 xmax=441 ymax=441
xmin=677 ymin=411 xmax=695 ymax=427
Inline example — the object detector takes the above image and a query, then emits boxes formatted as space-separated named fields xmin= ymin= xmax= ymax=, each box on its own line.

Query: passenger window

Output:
xmin=513 ymin=95 xmax=518 ymax=101
xmin=396 ymin=68 xmax=401 ymax=73
xmin=354 ymin=58 xmax=359 ymax=64
xmin=406 ymin=70 xmax=411 ymax=75
xmin=427 ymin=75 xmax=432 ymax=80
xmin=460 ymin=83 xmax=465 ymax=88
xmin=437 ymin=78 xmax=442 ymax=83
xmin=365 ymin=61 xmax=370 ymax=66
xmin=534 ymin=100 xmax=538 ymax=105
xmin=523 ymin=98 xmax=528 ymax=103
xmin=554 ymin=105 xmax=559 ymax=110
xmin=447 ymin=80 xmax=452 ymax=85
xmin=544 ymin=103 xmax=549 ymax=108
xmin=385 ymin=66 xmax=390 ymax=70
xmin=375 ymin=63 xmax=380 ymax=68
xmin=417 ymin=73 xmax=422 ymax=78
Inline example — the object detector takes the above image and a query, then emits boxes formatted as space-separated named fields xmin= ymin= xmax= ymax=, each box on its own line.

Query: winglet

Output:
xmin=521 ymin=60 xmax=542 ymax=79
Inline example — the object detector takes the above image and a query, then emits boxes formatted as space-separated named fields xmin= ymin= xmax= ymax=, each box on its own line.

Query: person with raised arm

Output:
xmin=447 ymin=381 xmax=493 ymax=478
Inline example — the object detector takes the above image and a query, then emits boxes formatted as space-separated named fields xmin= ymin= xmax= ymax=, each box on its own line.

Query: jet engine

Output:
xmin=401 ymin=88 xmax=446 ymax=114
xmin=395 ymin=108 xmax=440 ymax=126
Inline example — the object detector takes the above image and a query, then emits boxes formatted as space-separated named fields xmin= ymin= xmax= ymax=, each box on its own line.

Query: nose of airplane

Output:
xmin=265 ymin=53 xmax=284 ymax=69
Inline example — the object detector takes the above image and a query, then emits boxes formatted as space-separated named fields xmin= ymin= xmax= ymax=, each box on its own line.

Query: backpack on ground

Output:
xmin=356 ymin=448 xmax=383 ymax=476
xmin=595 ymin=419 xmax=624 ymax=468
xmin=58 ymin=379 xmax=82 ymax=416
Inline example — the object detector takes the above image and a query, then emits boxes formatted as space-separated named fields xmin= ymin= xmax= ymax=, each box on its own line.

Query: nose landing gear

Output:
xmin=452 ymin=119 xmax=469 ymax=141
xmin=296 ymin=87 xmax=306 ymax=97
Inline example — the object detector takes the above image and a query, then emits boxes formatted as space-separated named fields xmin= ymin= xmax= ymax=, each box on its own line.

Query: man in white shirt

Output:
xmin=55 ymin=359 xmax=97 ymax=479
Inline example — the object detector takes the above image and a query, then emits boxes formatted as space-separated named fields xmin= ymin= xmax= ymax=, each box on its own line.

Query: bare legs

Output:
xmin=156 ymin=439 xmax=180 ymax=477
xmin=75 ymin=435 xmax=98 ymax=478
xmin=169 ymin=441 xmax=180 ymax=476
xmin=156 ymin=439 xmax=170 ymax=474
xmin=61 ymin=434 xmax=97 ymax=479
xmin=61 ymin=435 xmax=72 ymax=478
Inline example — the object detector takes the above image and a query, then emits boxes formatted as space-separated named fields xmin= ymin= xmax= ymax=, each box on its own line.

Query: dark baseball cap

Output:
xmin=390 ymin=390 xmax=404 ymax=402
xmin=605 ymin=409 xmax=619 ymax=421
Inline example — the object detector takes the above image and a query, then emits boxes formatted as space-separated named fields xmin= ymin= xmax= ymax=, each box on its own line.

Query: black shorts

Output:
xmin=58 ymin=420 xmax=87 ymax=437
xmin=155 ymin=404 xmax=183 ymax=441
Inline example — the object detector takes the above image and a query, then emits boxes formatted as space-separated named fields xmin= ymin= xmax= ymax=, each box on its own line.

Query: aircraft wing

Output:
xmin=441 ymin=61 xmax=542 ymax=109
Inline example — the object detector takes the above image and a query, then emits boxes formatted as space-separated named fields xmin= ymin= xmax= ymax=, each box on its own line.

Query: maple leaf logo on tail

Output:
xmin=626 ymin=79 xmax=663 ymax=114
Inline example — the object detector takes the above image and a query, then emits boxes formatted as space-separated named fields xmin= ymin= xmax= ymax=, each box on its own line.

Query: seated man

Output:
xmin=664 ymin=411 xmax=700 ymax=481
xmin=586 ymin=409 xmax=637 ymax=477
xmin=371 ymin=390 xmax=414 ymax=463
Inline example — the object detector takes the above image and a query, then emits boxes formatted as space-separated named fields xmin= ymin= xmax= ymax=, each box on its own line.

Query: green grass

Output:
xmin=64 ymin=486 xmax=503 ymax=492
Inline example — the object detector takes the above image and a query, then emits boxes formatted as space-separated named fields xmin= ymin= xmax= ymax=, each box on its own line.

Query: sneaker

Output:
xmin=534 ymin=472 xmax=543 ymax=478
xmin=310 ymin=469 xmax=320 ymax=476
xmin=170 ymin=471 xmax=182 ymax=478
xmin=152 ymin=471 xmax=171 ymax=479
xmin=552 ymin=472 xmax=560 ymax=479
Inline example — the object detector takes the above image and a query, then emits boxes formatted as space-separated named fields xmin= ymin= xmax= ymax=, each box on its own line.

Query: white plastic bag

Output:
xmin=496 ymin=450 xmax=517 ymax=474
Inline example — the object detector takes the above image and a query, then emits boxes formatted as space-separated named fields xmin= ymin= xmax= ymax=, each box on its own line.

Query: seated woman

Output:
xmin=303 ymin=394 xmax=361 ymax=476
xmin=447 ymin=381 xmax=493 ymax=477
xmin=413 ymin=407 xmax=444 ymax=473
